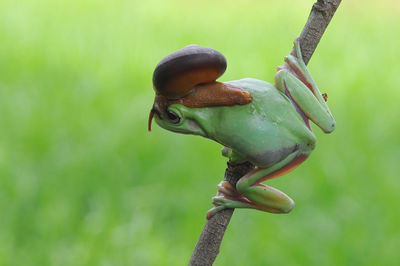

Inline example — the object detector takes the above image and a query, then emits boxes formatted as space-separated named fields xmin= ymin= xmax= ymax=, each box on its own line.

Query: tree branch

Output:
xmin=291 ymin=0 xmax=342 ymax=65
xmin=189 ymin=1 xmax=342 ymax=265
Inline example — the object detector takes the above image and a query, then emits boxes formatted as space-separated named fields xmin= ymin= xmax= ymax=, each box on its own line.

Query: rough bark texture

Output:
xmin=189 ymin=1 xmax=342 ymax=265
xmin=189 ymin=162 xmax=254 ymax=266
xmin=291 ymin=0 xmax=342 ymax=65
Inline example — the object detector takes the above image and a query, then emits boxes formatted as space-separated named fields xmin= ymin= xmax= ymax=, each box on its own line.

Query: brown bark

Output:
xmin=189 ymin=1 xmax=342 ymax=265
xmin=291 ymin=0 xmax=342 ymax=65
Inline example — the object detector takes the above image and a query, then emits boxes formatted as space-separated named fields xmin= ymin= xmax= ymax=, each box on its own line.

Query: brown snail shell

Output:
xmin=148 ymin=45 xmax=253 ymax=131
xmin=152 ymin=45 xmax=227 ymax=99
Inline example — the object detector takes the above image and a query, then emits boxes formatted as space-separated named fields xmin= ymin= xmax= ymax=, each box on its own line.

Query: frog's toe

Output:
xmin=294 ymin=36 xmax=300 ymax=45
xmin=207 ymin=196 xmax=243 ymax=220
xmin=212 ymin=195 xmax=228 ymax=205
xmin=206 ymin=205 xmax=226 ymax=220
xmin=217 ymin=181 xmax=241 ymax=197
xmin=284 ymin=54 xmax=301 ymax=67
xmin=212 ymin=195 xmax=253 ymax=210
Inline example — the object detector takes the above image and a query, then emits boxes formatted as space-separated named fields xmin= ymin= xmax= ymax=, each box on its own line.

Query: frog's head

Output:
xmin=148 ymin=45 xmax=252 ymax=135
xmin=151 ymin=102 xmax=207 ymax=137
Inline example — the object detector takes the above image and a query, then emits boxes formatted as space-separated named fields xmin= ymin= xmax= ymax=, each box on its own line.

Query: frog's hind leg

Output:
xmin=207 ymin=179 xmax=290 ymax=220
xmin=207 ymin=152 xmax=308 ymax=219
xmin=206 ymin=181 xmax=255 ymax=219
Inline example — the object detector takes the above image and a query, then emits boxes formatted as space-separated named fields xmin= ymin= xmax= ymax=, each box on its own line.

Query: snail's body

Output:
xmin=150 ymin=40 xmax=335 ymax=219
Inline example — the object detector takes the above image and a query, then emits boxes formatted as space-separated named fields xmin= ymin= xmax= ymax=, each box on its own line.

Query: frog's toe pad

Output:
xmin=206 ymin=205 xmax=227 ymax=220
xmin=212 ymin=195 xmax=230 ymax=206
xmin=213 ymin=195 xmax=251 ymax=209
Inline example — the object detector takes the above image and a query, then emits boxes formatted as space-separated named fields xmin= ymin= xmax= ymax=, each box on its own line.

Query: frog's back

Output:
xmin=226 ymin=78 xmax=297 ymax=121
xmin=214 ymin=78 xmax=315 ymax=167
xmin=227 ymin=78 xmax=288 ymax=107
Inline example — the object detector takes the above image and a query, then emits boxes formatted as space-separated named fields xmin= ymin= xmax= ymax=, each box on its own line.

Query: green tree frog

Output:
xmin=149 ymin=39 xmax=335 ymax=219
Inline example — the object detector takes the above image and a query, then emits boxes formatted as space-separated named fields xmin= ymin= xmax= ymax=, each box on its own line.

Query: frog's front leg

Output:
xmin=207 ymin=152 xmax=308 ymax=219
xmin=275 ymin=38 xmax=335 ymax=133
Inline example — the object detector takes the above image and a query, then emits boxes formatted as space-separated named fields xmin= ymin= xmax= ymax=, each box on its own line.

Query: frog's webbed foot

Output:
xmin=284 ymin=38 xmax=330 ymax=107
xmin=283 ymin=40 xmax=316 ymax=92
xmin=274 ymin=39 xmax=316 ymax=97
xmin=206 ymin=181 xmax=254 ymax=220
xmin=206 ymin=178 xmax=294 ymax=220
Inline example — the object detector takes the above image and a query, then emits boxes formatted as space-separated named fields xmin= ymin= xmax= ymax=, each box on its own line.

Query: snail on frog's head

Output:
xmin=149 ymin=45 xmax=252 ymax=131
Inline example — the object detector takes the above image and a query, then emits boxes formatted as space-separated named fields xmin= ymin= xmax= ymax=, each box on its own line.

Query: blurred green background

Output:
xmin=1 ymin=0 xmax=400 ymax=265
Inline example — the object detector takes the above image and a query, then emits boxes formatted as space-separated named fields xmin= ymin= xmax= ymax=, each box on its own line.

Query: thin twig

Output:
xmin=291 ymin=0 xmax=343 ymax=65
xmin=189 ymin=1 xmax=342 ymax=265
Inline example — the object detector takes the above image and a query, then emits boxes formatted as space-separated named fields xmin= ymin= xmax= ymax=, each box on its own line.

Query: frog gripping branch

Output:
xmin=149 ymin=39 xmax=335 ymax=219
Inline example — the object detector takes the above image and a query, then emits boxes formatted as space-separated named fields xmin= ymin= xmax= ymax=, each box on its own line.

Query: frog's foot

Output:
xmin=206 ymin=196 xmax=254 ymax=220
xmin=275 ymin=39 xmax=335 ymax=133
xmin=206 ymin=153 xmax=307 ymax=219
xmin=207 ymin=195 xmax=255 ymax=220
xmin=288 ymin=37 xmax=306 ymax=68
xmin=206 ymin=182 xmax=293 ymax=219
xmin=216 ymin=181 xmax=241 ymax=198
xmin=284 ymin=38 xmax=329 ymax=104
xmin=275 ymin=38 xmax=317 ymax=98
xmin=283 ymin=41 xmax=316 ymax=94
xmin=206 ymin=181 xmax=254 ymax=219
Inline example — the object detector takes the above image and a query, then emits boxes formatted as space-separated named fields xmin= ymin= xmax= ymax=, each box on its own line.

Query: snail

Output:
xmin=148 ymin=45 xmax=253 ymax=131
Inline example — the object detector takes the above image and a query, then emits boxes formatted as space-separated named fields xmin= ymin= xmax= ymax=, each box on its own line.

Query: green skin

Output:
xmin=154 ymin=40 xmax=335 ymax=219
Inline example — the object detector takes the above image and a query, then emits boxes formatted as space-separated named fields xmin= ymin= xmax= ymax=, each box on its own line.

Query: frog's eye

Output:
xmin=166 ymin=109 xmax=181 ymax=124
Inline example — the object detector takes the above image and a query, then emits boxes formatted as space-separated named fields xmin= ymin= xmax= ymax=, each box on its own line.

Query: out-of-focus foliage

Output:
xmin=0 ymin=0 xmax=399 ymax=265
